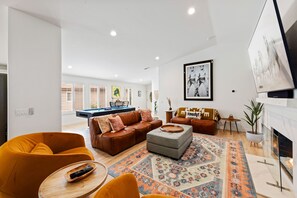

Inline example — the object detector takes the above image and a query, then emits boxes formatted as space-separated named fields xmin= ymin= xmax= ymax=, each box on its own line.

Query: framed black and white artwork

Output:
xmin=184 ymin=60 xmax=213 ymax=101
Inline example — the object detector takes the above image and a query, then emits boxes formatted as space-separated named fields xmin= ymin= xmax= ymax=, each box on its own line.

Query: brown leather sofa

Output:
xmin=170 ymin=107 xmax=220 ymax=135
xmin=89 ymin=111 xmax=162 ymax=155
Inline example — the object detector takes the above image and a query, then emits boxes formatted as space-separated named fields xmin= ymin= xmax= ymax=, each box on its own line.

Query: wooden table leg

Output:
xmin=230 ymin=121 xmax=232 ymax=134
xmin=223 ymin=121 xmax=227 ymax=131
xmin=235 ymin=121 xmax=239 ymax=133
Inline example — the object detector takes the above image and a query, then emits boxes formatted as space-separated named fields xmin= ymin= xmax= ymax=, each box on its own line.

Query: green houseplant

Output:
xmin=243 ymin=100 xmax=264 ymax=145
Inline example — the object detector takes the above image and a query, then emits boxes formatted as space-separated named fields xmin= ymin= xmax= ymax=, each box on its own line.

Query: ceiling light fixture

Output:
xmin=67 ymin=65 xmax=73 ymax=69
xmin=114 ymin=74 xmax=118 ymax=77
xmin=139 ymin=79 xmax=143 ymax=82
xmin=110 ymin=30 xmax=117 ymax=37
xmin=155 ymin=56 xmax=160 ymax=60
xmin=188 ymin=7 xmax=195 ymax=15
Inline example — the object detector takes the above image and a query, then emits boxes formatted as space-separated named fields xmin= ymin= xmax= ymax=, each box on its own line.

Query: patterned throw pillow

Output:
xmin=140 ymin=109 xmax=153 ymax=122
xmin=176 ymin=107 xmax=187 ymax=118
xmin=185 ymin=110 xmax=201 ymax=119
xmin=95 ymin=115 xmax=112 ymax=133
xmin=30 ymin=143 xmax=53 ymax=155
xmin=108 ymin=115 xmax=125 ymax=132
xmin=199 ymin=108 xmax=220 ymax=121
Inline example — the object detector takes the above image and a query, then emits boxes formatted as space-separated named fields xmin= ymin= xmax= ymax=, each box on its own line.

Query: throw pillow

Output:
xmin=199 ymin=108 xmax=220 ymax=121
xmin=30 ymin=143 xmax=53 ymax=155
xmin=185 ymin=110 xmax=201 ymax=119
xmin=140 ymin=109 xmax=153 ymax=122
xmin=95 ymin=115 xmax=112 ymax=133
xmin=108 ymin=115 xmax=125 ymax=132
xmin=176 ymin=107 xmax=187 ymax=118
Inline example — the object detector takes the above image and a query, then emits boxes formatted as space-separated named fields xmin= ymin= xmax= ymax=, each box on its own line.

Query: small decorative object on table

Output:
xmin=160 ymin=124 xmax=184 ymax=133
xmin=167 ymin=97 xmax=172 ymax=110
xmin=65 ymin=162 xmax=96 ymax=182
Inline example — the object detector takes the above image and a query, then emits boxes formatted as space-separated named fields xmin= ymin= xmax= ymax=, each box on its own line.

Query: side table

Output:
xmin=38 ymin=160 xmax=107 ymax=198
xmin=221 ymin=117 xmax=241 ymax=134
xmin=165 ymin=110 xmax=174 ymax=123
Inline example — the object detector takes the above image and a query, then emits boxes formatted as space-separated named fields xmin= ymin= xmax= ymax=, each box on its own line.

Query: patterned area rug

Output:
xmin=109 ymin=134 xmax=256 ymax=198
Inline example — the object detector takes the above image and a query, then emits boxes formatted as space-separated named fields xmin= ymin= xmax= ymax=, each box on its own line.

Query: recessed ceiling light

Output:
xmin=139 ymin=79 xmax=143 ymax=82
xmin=155 ymin=56 xmax=160 ymax=60
xmin=67 ymin=65 xmax=73 ymax=69
xmin=188 ymin=7 xmax=195 ymax=15
xmin=110 ymin=30 xmax=117 ymax=37
xmin=114 ymin=74 xmax=118 ymax=77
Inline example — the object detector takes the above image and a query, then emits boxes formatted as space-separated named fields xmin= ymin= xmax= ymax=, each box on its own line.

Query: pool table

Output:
xmin=76 ymin=106 xmax=136 ymax=125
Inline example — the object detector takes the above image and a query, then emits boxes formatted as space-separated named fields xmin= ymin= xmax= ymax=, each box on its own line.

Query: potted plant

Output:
xmin=243 ymin=100 xmax=264 ymax=146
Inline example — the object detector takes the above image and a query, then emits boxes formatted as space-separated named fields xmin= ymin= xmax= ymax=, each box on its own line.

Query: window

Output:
xmin=74 ymin=84 xmax=84 ymax=110
xmin=90 ymin=85 xmax=98 ymax=108
xmin=99 ymin=87 xmax=106 ymax=108
xmin=61 ymin=83 xmax=73 ymax=112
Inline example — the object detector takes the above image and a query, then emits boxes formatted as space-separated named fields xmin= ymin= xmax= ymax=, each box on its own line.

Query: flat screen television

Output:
xmin=248 ymin=0 xmax=295 ymax=93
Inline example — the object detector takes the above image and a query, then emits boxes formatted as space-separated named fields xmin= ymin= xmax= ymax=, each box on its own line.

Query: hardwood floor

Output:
xmin=62 ymin=122 xmax=266 ymax=197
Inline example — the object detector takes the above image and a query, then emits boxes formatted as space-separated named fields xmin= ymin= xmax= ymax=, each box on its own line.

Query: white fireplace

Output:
xmin=257 ymin=95 xmax=297 ymax=196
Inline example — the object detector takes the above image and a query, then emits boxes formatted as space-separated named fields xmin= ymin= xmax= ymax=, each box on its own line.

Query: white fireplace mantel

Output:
xmin=256 ymin=97 xmax=297 ymax=108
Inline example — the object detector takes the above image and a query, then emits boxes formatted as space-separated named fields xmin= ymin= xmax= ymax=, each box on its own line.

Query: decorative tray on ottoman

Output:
xmin=65 ymin=162 xmax=97 ymax=182
xmin=160 ymin=124 xmax=184 ymax=133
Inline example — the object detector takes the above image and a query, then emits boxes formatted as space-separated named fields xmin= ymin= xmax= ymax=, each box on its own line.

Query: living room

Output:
xmin=0 ymin=0 xmax=297 ymax=198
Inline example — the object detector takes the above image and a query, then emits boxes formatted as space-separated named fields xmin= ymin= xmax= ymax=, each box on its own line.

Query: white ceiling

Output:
xmin=0 ymin=0 xmax=265 ymax=84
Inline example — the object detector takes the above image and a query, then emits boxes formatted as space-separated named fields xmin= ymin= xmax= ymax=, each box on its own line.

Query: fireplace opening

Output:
xmin=272 ymin=129 xmax=293 ymax=181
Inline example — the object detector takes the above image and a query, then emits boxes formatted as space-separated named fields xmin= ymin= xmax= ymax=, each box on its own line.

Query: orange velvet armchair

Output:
xmin=94 ymin=173 xmax=174 ymax=198
xmin=0 ymin=132 xmax=94 ymax=198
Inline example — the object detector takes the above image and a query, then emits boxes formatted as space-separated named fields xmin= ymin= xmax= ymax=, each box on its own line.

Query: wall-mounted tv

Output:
xmin=248 ymin=0 xmax=295 ymax=93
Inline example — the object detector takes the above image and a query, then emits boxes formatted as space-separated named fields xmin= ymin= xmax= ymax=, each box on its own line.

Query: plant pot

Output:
xmin=246 ymin=131 xmax=263 ymax=144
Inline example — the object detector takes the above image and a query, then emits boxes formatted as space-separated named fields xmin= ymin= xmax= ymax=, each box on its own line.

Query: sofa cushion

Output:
xmin=191 ymin=119 xmax=217 ymax=135
xmin=109 ymin=115 xmax=126 ymax=132
xmin=30 ymin=143 xmax=53 ymax=155
xmin=129 ymin=122 xmax=151 ymax=143
xmin=148 ymin=119 xmax=162 ymax=130
xmin=140 ymin=109 xmax=153 ymax=122
xmin=176 ymin=107 xmax=187 ymax=118
xmin=171 ymin=117 xmax=192 ymax=125
xmin=118 ymin=111 xmax=139 ymax=126
xmin=100 ymin=128 xmax=136 ymax=155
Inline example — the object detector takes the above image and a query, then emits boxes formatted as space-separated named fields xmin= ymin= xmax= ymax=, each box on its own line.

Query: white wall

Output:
xmin=159 ymin=41 xmax=257 ymax=131
xmin=62 ymin=74 xmax=147 ymax=126
xmin=0 ymin=6 xmax=8 ymax=65
xmin=8 ymin=8 xmax=61 ymax=139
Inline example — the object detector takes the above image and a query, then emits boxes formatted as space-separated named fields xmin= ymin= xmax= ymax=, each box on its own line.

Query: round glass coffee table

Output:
xmin=38 ymin=160 xmax=107 ymax=198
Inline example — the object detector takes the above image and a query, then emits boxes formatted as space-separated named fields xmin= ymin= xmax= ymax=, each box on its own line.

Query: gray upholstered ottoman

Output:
xmin=146 ymin=124 xmax=193 ymax=159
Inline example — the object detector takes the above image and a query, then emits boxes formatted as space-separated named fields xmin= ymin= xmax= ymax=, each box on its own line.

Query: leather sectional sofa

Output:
xmin=89 ymin=111 xmax=162 ymax=155
xmin=170 ymin=107 xmax=220 ymax=135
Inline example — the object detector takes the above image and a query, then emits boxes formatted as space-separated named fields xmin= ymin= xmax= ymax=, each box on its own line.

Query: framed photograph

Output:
xmin=184 ymin=60 xmax=213 ymax=101
xmin=248 ymin=0 xmax=294 ymax=92
xmin=112 ymin=86 xmax=121 ymax=99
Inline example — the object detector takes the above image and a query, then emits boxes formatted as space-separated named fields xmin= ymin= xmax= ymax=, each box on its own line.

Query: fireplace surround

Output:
xmin=272 ymin=129 xmax=293 ymax=181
